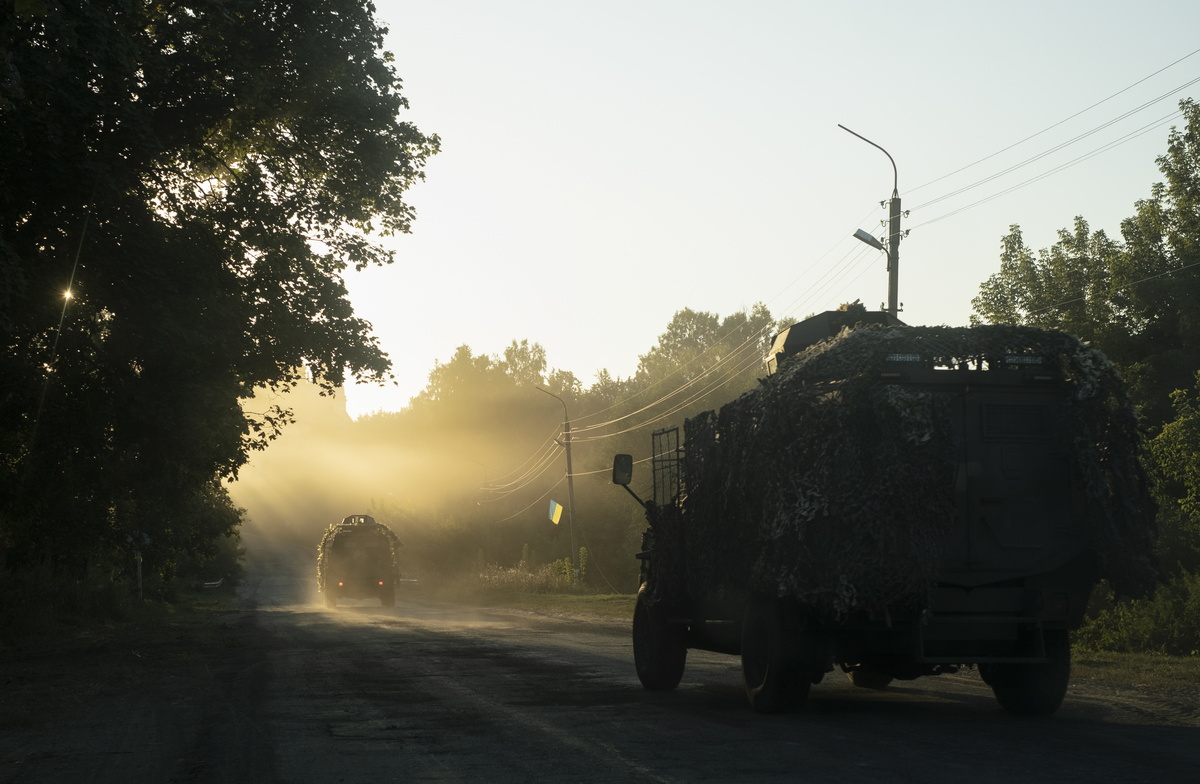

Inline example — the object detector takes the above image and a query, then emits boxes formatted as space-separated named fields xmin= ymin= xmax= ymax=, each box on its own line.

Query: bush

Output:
xmin=476 ymin=558 xmax=576 ymax=594
xmin=0 ymin=561 xmax=135 ymax=648
xmin=1075 ymin=571 xmax=1200 ymax=656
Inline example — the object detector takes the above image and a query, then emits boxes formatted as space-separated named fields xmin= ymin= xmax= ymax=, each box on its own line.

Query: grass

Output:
xmin=1072 ymin=649 xmax=1200 ymax=699
xmin=475 ymin=590 xmax=637 ymax=623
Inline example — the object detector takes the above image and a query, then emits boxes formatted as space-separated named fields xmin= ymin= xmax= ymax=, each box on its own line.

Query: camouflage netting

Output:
xmin=646 ymin=324 xmax=1158 ymax=619
xmin=316 ymin=516 xmax=403 ymax=592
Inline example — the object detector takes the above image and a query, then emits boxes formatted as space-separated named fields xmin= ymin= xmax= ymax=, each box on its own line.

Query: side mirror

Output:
xmin=612 ymin=454 xmax=633 ymax=486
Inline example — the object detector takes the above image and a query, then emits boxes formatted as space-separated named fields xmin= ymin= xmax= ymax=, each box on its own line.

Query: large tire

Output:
xmin=632 ymin=587 xmax=687 ymax=690
xmin=380 ymin=583 xmax=395 ymax=607
xmin=324 ymin=591 xmax=337 ymax=609
xmin=741 ymin=598 xmax=810 ymax=713
xmin=981 ymin=629 xmax=1071 ymax=716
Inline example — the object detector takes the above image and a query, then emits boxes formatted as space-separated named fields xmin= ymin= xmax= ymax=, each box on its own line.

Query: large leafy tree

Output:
xmin=972 ymin=99 xmax=1200 ymax=428
xmin=635 ymin=304 xmax=778 ymax=394
xmin=0 ymin=1 xmax=437 ymax=586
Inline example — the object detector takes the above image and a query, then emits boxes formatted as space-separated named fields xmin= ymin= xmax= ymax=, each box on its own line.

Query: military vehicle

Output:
xmin=317 ymin=514 xmax=402 ymax=608
xmin=613 ymin=311 xmax=1156 ymax=715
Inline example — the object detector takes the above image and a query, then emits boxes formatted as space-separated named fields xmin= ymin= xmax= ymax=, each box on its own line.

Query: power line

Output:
xmin=479 ymin=422 xmax=560 ymax=487
xmin=568 ymin=348 xmax=766 ymax=443
xmin=909 ymin=109 xmax=1183 ymax=231
xmin=910 ymin=47 xmax=1200 ymax=195
xmin=569 ymin=325 xmax=769 ymax=436
xmin=479 ymin=447 xmax=562 ymax=500
xmin=492 ymin=476 xmax=564 ymax=523
xmin=776 ymin=245 xmax=879 ymax=323
xmin=910 ymin=78 xmax=1200 ymax=213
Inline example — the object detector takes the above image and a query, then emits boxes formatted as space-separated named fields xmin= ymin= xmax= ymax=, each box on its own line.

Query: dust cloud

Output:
xmin=228 ymin=379 xmax=590 ymax=600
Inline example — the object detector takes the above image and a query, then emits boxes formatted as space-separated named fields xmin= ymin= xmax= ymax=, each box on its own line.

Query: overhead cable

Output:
xmin=910 ymin=47 xmax=1200 ymax=195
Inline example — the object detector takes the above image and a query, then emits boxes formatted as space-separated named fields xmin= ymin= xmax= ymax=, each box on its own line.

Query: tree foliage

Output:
xmin=1147 ymin=375 xmax=1200 ymax=573
xmin=635 ymin=304 xmax=777 ymax=388
xmin=0 ymin=1 xmax=436 ymax=603
xmin=972 ymin=99 xmax=1200 ymax=428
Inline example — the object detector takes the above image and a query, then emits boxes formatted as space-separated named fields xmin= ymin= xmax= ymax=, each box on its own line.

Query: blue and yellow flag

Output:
xmin=548 ymin=500 xmax=564 ymax=524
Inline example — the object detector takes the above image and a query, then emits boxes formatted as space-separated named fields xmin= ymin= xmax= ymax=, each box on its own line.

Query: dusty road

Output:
xmin=4 ymin=540 xmax=1199 ymax=783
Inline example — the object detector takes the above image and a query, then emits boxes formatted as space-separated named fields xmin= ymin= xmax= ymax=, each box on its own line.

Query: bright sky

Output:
xmin=343 ymin=0 xmax=1200 ymax=418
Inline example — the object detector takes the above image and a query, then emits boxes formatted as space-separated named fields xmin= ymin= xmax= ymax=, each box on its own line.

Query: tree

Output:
xmin=499 ymin=339 xmax=547 ymax=387
xmin=413 ymin=345 xmax=501 ymax=406
xmin=972 ymin=99 xmax=1200 ymax=428
xmin=971 ymin=218 xmax=1127 ymax=339
xmin=0 ymin=2 xmax=437 ymax=595
xmin=585 ymin=368 xmax=632 ymax=410
xmin=1148 ymin=374 xmax=1200 ymax=574
xmin=635 ymin=304 xmax=778 ymax=395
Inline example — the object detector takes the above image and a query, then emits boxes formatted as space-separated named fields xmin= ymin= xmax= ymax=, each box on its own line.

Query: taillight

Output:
xmin=337 ymin=581 xmax=344 ymax=587
xmin=378 ymin=580 xmax=384 ymax=586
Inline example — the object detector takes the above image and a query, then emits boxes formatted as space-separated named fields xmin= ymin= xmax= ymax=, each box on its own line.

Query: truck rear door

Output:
xmin=943 ymin=384 xmax=1076 ymax=580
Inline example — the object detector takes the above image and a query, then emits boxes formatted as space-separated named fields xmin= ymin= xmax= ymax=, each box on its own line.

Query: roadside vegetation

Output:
xmin=1076 ymin=573 xmax=1200 ymax=657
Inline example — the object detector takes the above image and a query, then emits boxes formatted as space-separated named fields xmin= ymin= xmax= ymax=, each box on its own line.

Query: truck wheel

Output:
xmin=982 ymin=629 xmax=1071 ymax=716
xmin=380 ymin=584 xmax=395 ymax=607
xmin=324 ymin=592 xmax=337 ymax=609
xmin=632 ymin=587 xmax=687 ymax=690
xmin=741 ymin=598 xmax=809 ymax=713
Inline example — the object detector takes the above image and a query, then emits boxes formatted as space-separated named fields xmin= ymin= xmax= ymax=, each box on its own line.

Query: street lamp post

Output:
xmin=536 ymin=387 xmax=580 ymax=584
xmin=840 ymin=124 xmax=902 ymax=318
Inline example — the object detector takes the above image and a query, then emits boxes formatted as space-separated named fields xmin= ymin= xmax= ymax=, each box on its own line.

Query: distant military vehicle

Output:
xmin=317 ymin=514 xmax=402 ymax=608
xmin=613 ymin=311 xmax=1156 ymax=715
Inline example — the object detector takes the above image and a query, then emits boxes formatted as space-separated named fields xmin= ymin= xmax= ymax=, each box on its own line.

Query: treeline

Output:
xmin=973 ymin=99 xmax=1200 ymax=653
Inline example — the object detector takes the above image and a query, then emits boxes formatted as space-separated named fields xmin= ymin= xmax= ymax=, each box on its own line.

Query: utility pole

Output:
xmin=840 ymin=124 xmax=902 ymax=318
xmin=464 ymin=457 xmax=490 ymax=562
xmin=536 ymin=387 xmax=579 ymax=584
xmin=887 ymin=188 xmax=902 ymax=319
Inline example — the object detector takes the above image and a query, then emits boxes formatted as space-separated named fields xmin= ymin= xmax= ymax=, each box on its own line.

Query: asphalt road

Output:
xmin=4 ymin=540 xmax=1199 ymax=783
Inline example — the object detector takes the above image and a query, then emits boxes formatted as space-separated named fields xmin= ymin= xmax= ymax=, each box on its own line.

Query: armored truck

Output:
xmin=613 ymin=311 xmax=1156 ymax=715
xmin=317 ymin=514 xmax=402 ymax=608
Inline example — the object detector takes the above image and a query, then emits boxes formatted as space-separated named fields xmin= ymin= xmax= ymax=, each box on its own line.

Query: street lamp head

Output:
xmin=853 ymin=228 xmax=885 ymax=252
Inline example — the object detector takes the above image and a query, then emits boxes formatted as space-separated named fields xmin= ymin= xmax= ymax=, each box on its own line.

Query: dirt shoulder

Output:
xmin=1068 ymin=649 xmax=1200 ymax=725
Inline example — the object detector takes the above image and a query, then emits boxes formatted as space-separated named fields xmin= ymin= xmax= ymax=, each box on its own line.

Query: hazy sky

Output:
xmin=342 ymin=0 xmax=1200 ymax=417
